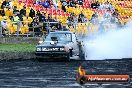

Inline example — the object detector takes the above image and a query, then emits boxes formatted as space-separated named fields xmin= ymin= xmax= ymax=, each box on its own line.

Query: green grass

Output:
xmin=0 ymin=43 xmax=36 ymax=52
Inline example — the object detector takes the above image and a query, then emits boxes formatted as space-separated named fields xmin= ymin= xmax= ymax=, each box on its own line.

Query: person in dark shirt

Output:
xmin=36 ymin=10 xmax=42 ymax=22
xmin=79 ymin=12 xmax=84 ymax=18
xmin=29 ymin=18 xmax=41 ymax=36
xmin=91 ymin=1 xmax=100 ymax=9
xmin=40 ymin=12 xmax=46 ymax=22
xmin=20 ymin=6 xmax=26 ymax=16
xmin=18 ymin=14 xmax=23 ymax=21
xmin=69 ymin=0 xmax=76 ymax=7
xmin=13 ymin=6 xmax=19 ymax=14
xmin=29 ymin=8 xmax=35 ymax=18
xmin=78 ymin=0 xmax=84 ymax=5
xmin=91 ymin=12 xmax=98 ymax=18
xmin=112 ymin=9 xmax=119 ymax=18
xmin=1 ymin=0 xmax=7 ymax=9
xmin=78 ymin=15 xmax=82 ymax=23
xmin=0 ymin=8 xmax=5 ymax=16
xmin=36 ymin=11 xmax=41 ymax=17
xmin=62 ymin=0 xmax=67 ymax=12
xmin=47 ymin=14 xmax=52 ymax=22
xmin=57 ymin=22 xmax=62 ymax=30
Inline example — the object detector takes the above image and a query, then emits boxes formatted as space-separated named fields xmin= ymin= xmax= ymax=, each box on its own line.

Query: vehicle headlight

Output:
xmin=36 ymin=47 xmax=41 ymax=51
xmin=60 ymin=48 xmax=65 ymax=51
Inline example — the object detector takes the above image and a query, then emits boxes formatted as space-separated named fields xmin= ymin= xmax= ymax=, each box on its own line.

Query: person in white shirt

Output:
xmin=7 ymin=0 xmax=13 ymax=9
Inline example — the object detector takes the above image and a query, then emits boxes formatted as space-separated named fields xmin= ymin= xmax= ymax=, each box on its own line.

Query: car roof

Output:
xmin=50 ymin=31 xmax=73 ymax=34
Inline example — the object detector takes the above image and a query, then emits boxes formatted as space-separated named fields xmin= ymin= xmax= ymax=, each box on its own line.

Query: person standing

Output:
xmin=20 ymin=6 xmax=26 ymax=16
xmin=29 ymin=8 xmax=35 ymax=18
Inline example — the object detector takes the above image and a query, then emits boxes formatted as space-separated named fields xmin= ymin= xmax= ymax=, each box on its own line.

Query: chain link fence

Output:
xmin=0 ymin=18 xmax=120 ymax=38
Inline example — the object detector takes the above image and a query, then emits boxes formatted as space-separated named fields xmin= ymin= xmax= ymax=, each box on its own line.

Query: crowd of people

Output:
xmin=64 ymin=0 xmax=120 ymax=29
xmin=0 ymin=0 xmax=66 ymax=36
xmin=0 ymin=0 xmax=122 ymax=36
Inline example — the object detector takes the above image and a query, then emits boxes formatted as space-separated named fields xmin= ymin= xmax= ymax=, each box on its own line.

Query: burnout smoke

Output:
xmin=84 ymin=20 xmax=132 ymax=60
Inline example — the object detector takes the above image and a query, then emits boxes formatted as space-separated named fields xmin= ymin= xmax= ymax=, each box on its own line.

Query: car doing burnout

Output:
xmin=35 ymin=31 xmax=85 ymax=61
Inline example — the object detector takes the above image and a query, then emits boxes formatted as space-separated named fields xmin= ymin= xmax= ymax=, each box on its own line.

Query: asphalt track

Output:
xmin=0 ymin=59 xmax=132 ymax=88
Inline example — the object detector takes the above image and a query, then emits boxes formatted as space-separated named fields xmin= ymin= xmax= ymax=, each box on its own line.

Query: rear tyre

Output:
xmin=79 ymin=49 xmax=85 ymax=60
xmin=81 ymin=52 xmax=85 ymax=60
xmin=66 ymin=53 xmax=70 ymax=62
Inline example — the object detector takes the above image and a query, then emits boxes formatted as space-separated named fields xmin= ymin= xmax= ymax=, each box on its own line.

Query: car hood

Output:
xmin=37 ymin=41 xmax=69 ymax=47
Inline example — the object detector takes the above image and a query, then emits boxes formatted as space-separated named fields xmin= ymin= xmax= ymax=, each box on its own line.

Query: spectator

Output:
xmin=103 ymin=10 xmax=111 ymax=19
xmin=52 ymin=0 xmax=58 ymax=8
xmin=13 ymin=6 xmax=19 ymax=14
xmin=9 ymin=16 xmax=13 ymax=21
xmin=90 ymin=12 xmax=99 ymax=24
xmin=36 ymin=10 xmax=42 ymax=17
xmin=29 ymin=18 xmax=42 ymax=36
xmin=78 ymin=15 xmax=82 ymax=23
xmin=83 ymin=17 xmax=88 ymax=23
xmin=57 ymin=22 xmax=62 ymax=30
xmin=13 ymin=13 xmax=20 ymax=24
xmin=78 ymin=11 xmax=85 ymax=23
xmin=1 ymin=20 xmax=7 ymax=36
xmin=79 ymin=11 xmax=84 ymax=18
xmin=18 ymin=13 xmax=23 ymax=21
xmin=36 ymin=16 xmax=40 ymax=22
xmin=91 ymin=12 xmax=98 ymax=19
xmin=51 ymin=26 xmax=57 ymax=31
xmin=5 ymin=7 xmax=13 ymax=16
xmin=20 ymin=6 xmax=26 ymax=16
xmin=36 ymin=0 xmax=41 ymax=4
xmin=47 ymin=0 xmax=51 ymax=4
xmin=1 ymin=0 xmax=7 ymax=9
xmin=91 ymin=1 xmax=100 ymax=9
xmin=66 ymin=14 xmax=74 ymax=26
xmin=43 ymin=1 xmax=50 ymax=8
xmin=0 ymin=8 xmax=5 ymax=16
xmin=7 ymin=0 xmax=13 ymax=9
xmin=47 ymin=14 xmax=52 ymax=22
xmin=29 ymin=8 xmax=35 ymax=18
xmin=40 ymin=12 xmax=46 ymax=22
xmin=77 ymin=0 xmax=84 ymax=5
xmin=99 ymin=1 xmax=113 ymax=10
xmin=73 ymin=15 xmax=78 ymax=25
xmin=112 ymin=9 xmax=119 ymax=18
xmin=69 ymin=0 xmax=76 ymax=7
xmin=62 ymin=0 xmax=67 ymax=12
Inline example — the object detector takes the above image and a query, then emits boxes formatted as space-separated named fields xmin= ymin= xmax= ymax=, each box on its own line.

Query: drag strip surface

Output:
xmin=0 ymin=59 xmax=132 ymax=88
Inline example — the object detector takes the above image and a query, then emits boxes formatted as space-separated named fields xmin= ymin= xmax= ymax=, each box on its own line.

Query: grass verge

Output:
xmin=0 ymin=43 xmax=36 ymax=52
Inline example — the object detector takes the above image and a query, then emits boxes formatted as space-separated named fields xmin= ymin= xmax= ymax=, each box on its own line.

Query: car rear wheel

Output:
xmin=81 ymin=52 xmax=85 ymax=60
xmin=66 ymin=53 xmax=70 ymax=61
xmin=79 ymin=49 xmax=85 ymax=60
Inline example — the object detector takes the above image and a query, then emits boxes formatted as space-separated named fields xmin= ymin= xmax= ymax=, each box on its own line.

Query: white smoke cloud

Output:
xmin=84 ymin=20 xmax=132 ymax=60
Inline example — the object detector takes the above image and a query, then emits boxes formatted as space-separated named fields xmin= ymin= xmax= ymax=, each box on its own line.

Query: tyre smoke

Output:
xmin=84 ymin=20 xmax=132 ymax=60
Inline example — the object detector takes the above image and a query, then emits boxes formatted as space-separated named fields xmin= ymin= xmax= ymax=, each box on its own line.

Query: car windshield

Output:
xmin=45 ymin=33 xmax=72 ymax=42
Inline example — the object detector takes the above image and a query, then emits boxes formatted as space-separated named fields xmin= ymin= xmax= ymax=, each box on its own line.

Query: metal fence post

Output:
xmin=17 ymin=21 xmax=20 ymax=37
xmin=0 ymin=21 xmax=2 ymax=37
xmin=33 ymin=25 xmax=35 ymax=37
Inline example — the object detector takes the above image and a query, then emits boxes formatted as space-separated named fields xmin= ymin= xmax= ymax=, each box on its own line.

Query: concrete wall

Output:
xmin=0 ymin=37 xmax=40 ymax=44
